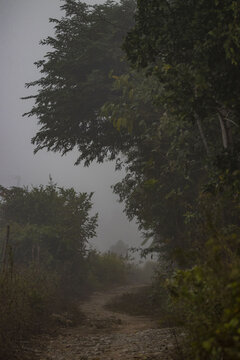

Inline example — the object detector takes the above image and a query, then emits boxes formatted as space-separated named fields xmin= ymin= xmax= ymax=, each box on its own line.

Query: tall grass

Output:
xmin=0 ymin=267 xmax=59 ymax=359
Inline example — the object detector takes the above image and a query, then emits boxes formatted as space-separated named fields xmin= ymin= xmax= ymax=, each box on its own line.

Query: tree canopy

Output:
xmin=124 ymin=0 xmax=240 ymax=166
xmin=23 ymin=0 xmax=136 ymax=165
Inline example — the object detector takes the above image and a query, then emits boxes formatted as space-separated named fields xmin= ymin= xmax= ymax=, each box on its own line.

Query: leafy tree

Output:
xmin=103 ymin=70 xmax=204 ymax=261
xmin=109 ymin=239 xmax=128 ymax=256
xmin=86 ymin=250 xmax=129 ymax=288
xmin=23 ymin=0 xmax=136 ymax=165
xmin=0 ymin=181 xmax=98 ymax=266
xmin=124 ymin=0 xmax=240 ymax=167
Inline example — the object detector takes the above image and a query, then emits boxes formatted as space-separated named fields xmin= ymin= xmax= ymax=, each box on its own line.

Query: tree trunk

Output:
xmin=194 ymin=112 xmax=210 ymax=155
xmin=218 ymin=112 xmax=228 ymax=149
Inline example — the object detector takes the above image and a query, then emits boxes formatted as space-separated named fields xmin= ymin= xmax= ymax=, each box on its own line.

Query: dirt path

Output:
xmin=35 ymin=285 xmax=178 ymax=360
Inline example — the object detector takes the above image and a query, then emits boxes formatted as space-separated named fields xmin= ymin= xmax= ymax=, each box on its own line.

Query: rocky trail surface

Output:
xmin=32 ymin=285 xmax=180 ymax=360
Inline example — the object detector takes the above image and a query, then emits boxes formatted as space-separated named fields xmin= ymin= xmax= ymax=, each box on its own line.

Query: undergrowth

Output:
xmin=105 ymin=284 xmax=180 ymax=328
xmin=0 ymin=268 xmax=60 ymax=359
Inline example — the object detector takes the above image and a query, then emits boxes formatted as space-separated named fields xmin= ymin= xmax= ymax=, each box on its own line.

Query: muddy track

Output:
xmin=34 ymin=285 xmax=179 ymax=360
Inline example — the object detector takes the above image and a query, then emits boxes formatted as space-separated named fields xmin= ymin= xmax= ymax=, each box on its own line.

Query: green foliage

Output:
xmin=164 ymin=179 xmax=240 ymax=359
xmin=168 ymin=241 xmax=240 ymax=359
xmin=0 ymin=181 xmax=98 ymax=268
xmin=124 ymin=0 xmax=240 ymax=162
xmin=104 ymin=68 xmax=202 ymax=258
xmin=86 ymin=251 xmax=129 ymax=289
xmin=23 ymin=0 xmax=136 ymax=165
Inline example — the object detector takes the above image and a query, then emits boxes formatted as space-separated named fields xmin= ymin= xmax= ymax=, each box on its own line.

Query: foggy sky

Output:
xmin=0 ymin=0 xmax=141 ymax=251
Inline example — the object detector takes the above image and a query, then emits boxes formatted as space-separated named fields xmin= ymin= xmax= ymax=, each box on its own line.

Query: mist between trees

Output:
xmin=1 ymin=0 xmax=240 ymax=359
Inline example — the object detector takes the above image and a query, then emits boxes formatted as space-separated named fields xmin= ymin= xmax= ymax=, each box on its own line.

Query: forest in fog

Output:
xmin=1 ymin=1 xmax=240 ymax=359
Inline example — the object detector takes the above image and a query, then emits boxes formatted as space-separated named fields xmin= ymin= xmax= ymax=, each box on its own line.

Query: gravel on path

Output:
xmin=32 ymin=285 xmax=181 ymax=360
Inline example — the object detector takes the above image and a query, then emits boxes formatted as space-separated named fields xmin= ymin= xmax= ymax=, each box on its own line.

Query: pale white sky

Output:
xmin=0 ymin=0 xmax=141 ymax=251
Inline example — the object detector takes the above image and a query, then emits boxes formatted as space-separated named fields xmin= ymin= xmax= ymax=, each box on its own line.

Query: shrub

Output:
xmin=168 ymin=233 xmax=240 ymax=360
xmin=86 ymin=251 xmax=130 ymax=290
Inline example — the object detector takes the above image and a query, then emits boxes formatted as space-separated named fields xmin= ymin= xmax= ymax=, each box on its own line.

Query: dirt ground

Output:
xmin=30 ymin=285 xmax=181 ymax=360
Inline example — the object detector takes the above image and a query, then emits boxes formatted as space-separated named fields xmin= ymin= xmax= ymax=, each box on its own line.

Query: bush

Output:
xmin=168 ymin=233 xmax=240 ymax=360
xmin=86 ymin=251 xmax=130 ymax=290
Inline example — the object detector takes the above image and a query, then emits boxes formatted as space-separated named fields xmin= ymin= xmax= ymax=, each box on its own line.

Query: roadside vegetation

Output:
xmin=0 ymin=181 xmax=135 ymax=359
